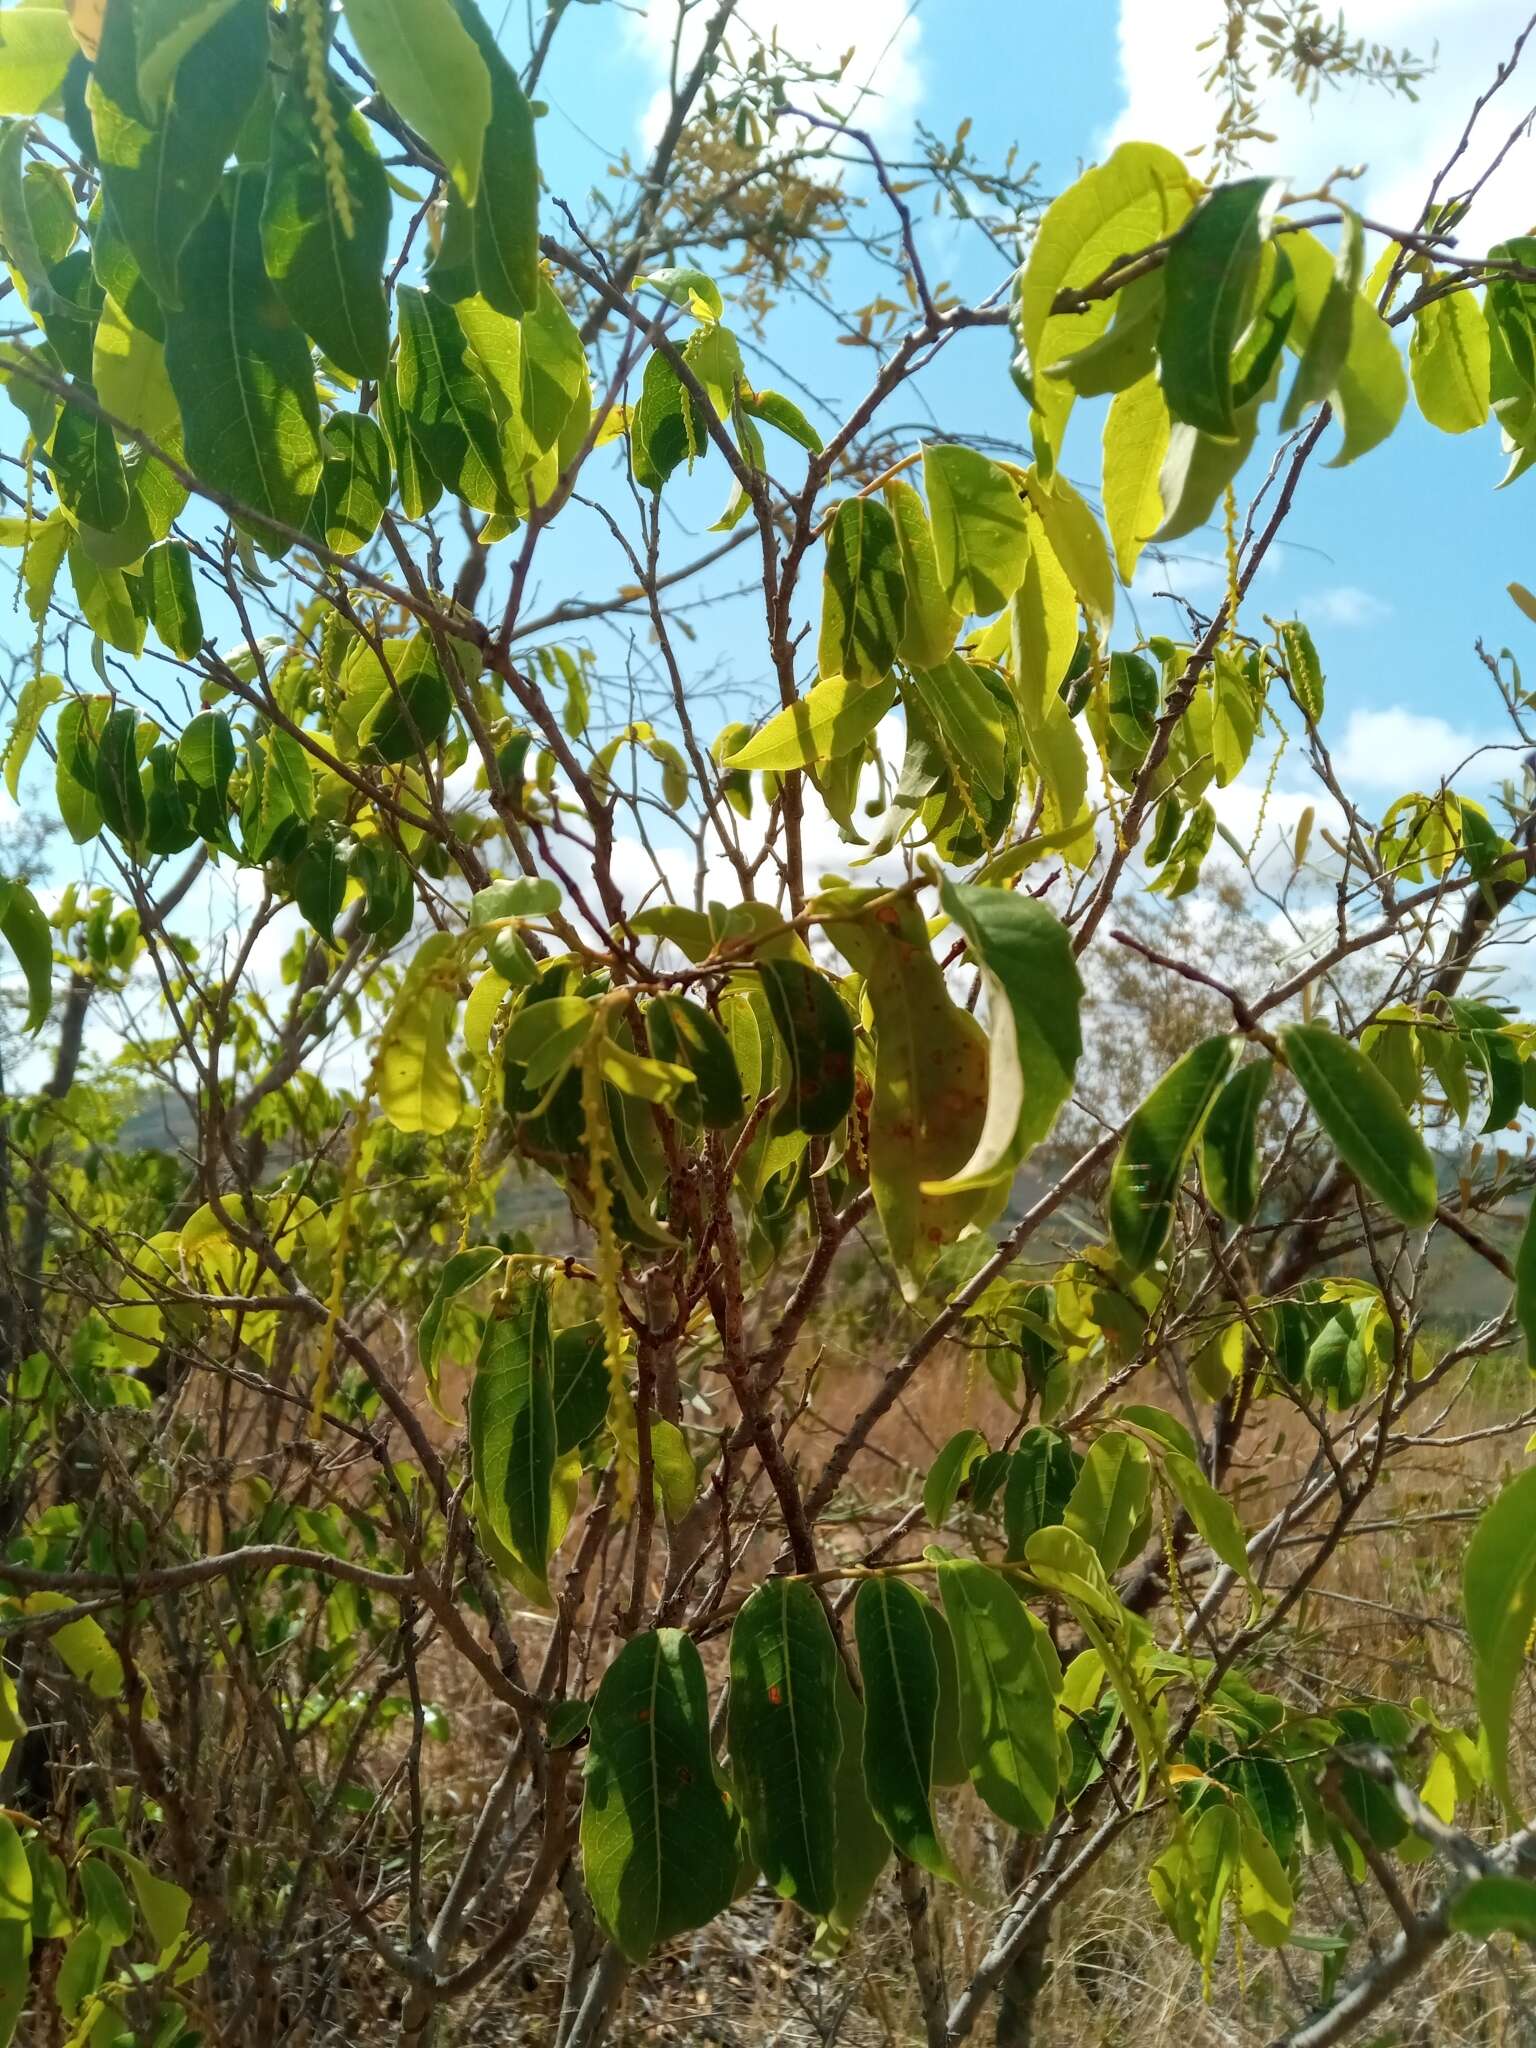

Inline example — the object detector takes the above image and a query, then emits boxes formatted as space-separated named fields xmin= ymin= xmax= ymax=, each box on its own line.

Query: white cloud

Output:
xmin=1306 ymin=584 xmax=1393 ymax=627
xmin=1330 ymin=705 xmax=1502 ymax=787
xmin=1105 ymin=1 xmax=1536 ymax=247
xmin=629 ymin=0 xmax=923 ymax=147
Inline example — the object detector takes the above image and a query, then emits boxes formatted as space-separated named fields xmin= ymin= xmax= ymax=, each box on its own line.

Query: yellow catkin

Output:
xmin=297 ymin=0 xmax=355 ymax=239
xmin=309 ymin=1079 xmax=373 ymax=1434
xmin=456 ymin=996 xmax=513 ymax=1253
xmin=1245 ymin=703 xmax=1288 ymax=865
xmin=1221 ymin=483 xmax=1242 ymax=654
xmin=579 ymin=1040 xmax=627 ymax=1408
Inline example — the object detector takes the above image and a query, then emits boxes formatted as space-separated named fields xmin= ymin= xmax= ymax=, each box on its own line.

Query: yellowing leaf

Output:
xmin=376 ymin=933 xmax=463 ymax=1136
xmin=722 ymin=674 xmax=894 ymax=774
xmin=1103 ymin=373 xmax=1169 ymax=583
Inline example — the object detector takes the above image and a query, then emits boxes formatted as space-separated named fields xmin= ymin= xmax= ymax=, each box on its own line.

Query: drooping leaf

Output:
xmin=0 ymin=877 xmax=51 ymax=1029
xmin=923 ymin=1429 xmax=988 ymax=1528
xmin=1279 ymin=1022 xmax=1438 ymax=1228
xmin=376 ymin=932 xmax=464 ymax=1136
xmin=1004 ymin=1426 xmax=1079 ymax=1559
xmin=1109 ymin=1034 xmax=1241 ymax=1274
xmin=886 ymin=475 xmax=960 ymax=667
xmin=926 ymin=881 xmax=1082 ymax=1194
xmin=1199 ymin=1057 xmax=1271 ymax=1224
xmin=923 ymin=441 xmax=1030 ymax=616
xmin=1065 ymin=1429 xmax=1150 ymax=1572
xmin=395 ymin=282 xmax=511 ymax=513
xmin=1279 ymin=204 xmax=1363 ymax=431
xmin=728 ymin=1579 xmax=842 ymax=1917
xmin=1102 ymin=373 xmax=1170 ymax=583
xmin=1 ymin=669 xmax=62 ymax=800
xmin=819 ymin=496 xmax=907 ymax=685
xmin=305 ymin=413 xmax=392 ymax=556
xmin=88 ymin=0 xmax=267 ymax=307
xmin=645 ymin=994 xmax=743 ymax=1128
xmin=419 ymin=1243 xmax=503 ymax=1385
xmin=581 ymin=1629 xmax=738 ymax=1961
xmin=1158 ymin=176 xmax=1282 ymax=437
xmin=340 ymin=0 xmax=492 ymax=206
xmin=260 ymin=79 xmax=391 ymax=380
xmin=853 ymin=1574 xmax=955 ymax=1881
xmin=937 ymin=1557 xmax=1059 ymax=1832
xmin=1464 ymin=1464 xmax=1536 ymax=1815
xmin=820 ymin=889 xmax=993 ymax=1291
xmin=163 ymin=172 xmax=322 ymax=545
xmin=448 ymin=0 xmax=538 ymax=317
xmin=758 ymin=958 xmax=855 ymax=1137
xmin=1163 ymin=1451 xmax=1253 ymax=1584
xmin=470 ymin=1281 xmax=557 ymax=1590
xmin=1281 ymin=228 xmax=1407 ymax=465
xmin=139 ymin=539 xmax=201 ymax=658
xmin=815 ymin=1661 xmax=889 ymax=1952
xmin=1410 ymin=291 xmax=1490 ymax=435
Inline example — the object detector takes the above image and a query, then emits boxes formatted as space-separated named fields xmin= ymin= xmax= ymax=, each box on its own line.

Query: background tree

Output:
xmin=0 ymin=4 xmax=1533 ymax=2046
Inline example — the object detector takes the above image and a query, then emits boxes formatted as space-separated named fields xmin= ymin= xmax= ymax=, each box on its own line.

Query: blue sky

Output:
xmin=502 ymin=0 xmax=1536 ymax=866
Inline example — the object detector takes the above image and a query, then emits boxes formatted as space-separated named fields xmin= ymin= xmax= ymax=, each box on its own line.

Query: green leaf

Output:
xmin=303 ymin=412 xmax=390 ymax=557
xmin=820 ymin=889 xmax=993 ymax=1291
xmin=1515 ymin=1199 xmax=1536 ymax=1371
xmin=742 ymin=386 xmax=822 ymax=454
xmin=1411 ymin=291 xmax=1490 ymax=434
xmin=885 ymin=476 xmax=960 ymax=668
xmin=134 ymin=0 xmax=243 ymax=106
xmin=1110 ymin=1034 xmax=1241 ymax=1274
xmin=923 ymin=1429 xmax=987 ymax=1528
xmin=48 ymin=396 xmax=129 ymax=534
xmin=923 ymin=441 xmax=1031 ymax=616
xmin=1153 ymin=370 xmax=1272 ymax=543
xmin=1279 ymin=1022 xmax=1437 ymax=1228
xmin=1159 ymin=176 xmax=1282 ymax=437
xmin=1023 ymin=1524 xmax=1160 ymax=1804
xmin=23 ymin=1594 xmax=124 ymax=1698
xmin=79 ymin=1857 xmax=133 ymax=1946
xmin=1018 ymin=141 xmax=1196 ymax=463
xmin=903 ymin=656 xmax=1009 ymax=804
xmin=1102 ymin=373 xmax=1170 ymax=584
xmin=0 ymin=1824 xmax=23 ymax=1934
xmin=552 ymin=1321 xmax=610 ymax=1452
xmin=395 ymin=283 xmax=510 ymax=514
xmin=1065 ymin=1429 xmax=1150 ymax=1571
xmin=631 ymin=346 xmax=700 ymax=491
xmin=926 ymin=882 xmax=1082 ymax=1194
xmin=816 ymin=1661 xmax=889 ymax=1952
xmin=1004 ymin=1426 xmax=1079 ymax=1559
xmin=0 ymin=7 xmax=77 ymax=115
xmin=1449 ymin=1874 xmax=1536 ymax=1940
xmin=89 ymin=0 xmax=267 ymax=307
xmin=759 ymin=957 xmax=855 ymax=1137
xmin=0 ymin=878 xmax=49 ymax=1030
xmin=581 ymin=1629 xmax=738 ymax=1962
xmin=853 ymin=1574 xmax=955 ymax=1881
xmin=1277 ymin=618 xmax=1323 ymax=722
xmin=419 ymin=1243 xmax=502 ymax=1385
xmin=164 ymin=172 xmax=322 ymax=544
xmin=470 ymin=1281 xmax=557 ymax=1591
xmin=1163 ymin=1450 xmax=1253 ymax=1584
xmin=646 ymin=994 xmax=744 ymax=1129
xmin=1047 ymin=268 xmax=1165 ymax=397
xmin=133 ymin=541 xmax=197 ymax=661
xmin=819 ymin=496 xmax=906 ymax=685
xmin=937 ymin=1557 xmax=1059 ymax=1832
xmin=376 ymin=933 xmax=464 ymax=1136
xmin=1279 ymin=205 xmax=1363 ymax=431
xmin=723 ymin=673 xmax=894 ymax=774
xmin=1 ymin=669 xmax=61 ymax=799
xmin=520 ymin=276 xmax=586 ymax=452
xmin=728 ymin=1579 xmax=842 ymax=1916
xmin=448 ymin=0 xmax=538 ymax=318
xmin=1022 ymin=467 xmax=1115 ymax=633
xmin=1282 ymin=228 xmax=1406 ymax=465
xmin=177 ymin=709 xmax=234 ymax=796
xmin=341 ymin=0 xmax=492 ymax=206
xmin=290 ymin=836 xmax=345 ymax=941
xmin=638 ymin=266 xmax=723 ymax=321
xmin=1199 ymin=1057 xmax=1271 ymax=1224
xmin=94 ymin=703 xmax=147 ymax=847
xmin=260 ymin=80 xmax=390 ymax=380
xmin=1464 ymin=1464 xmax=1536 ymax=1814
xmin=109 ymin=1849 xmax=188 ymax=1954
